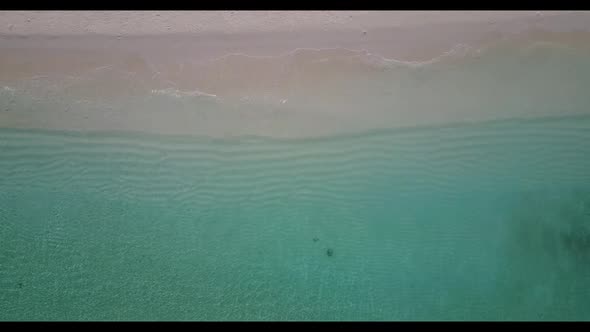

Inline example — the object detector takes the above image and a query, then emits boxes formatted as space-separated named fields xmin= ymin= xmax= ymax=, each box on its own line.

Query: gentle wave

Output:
xmin=1 ymin=114 xmax=589 ymax=202
xmin=1 ymin=34 xmax=590 ymax=139
xmin=1 ymin=113 xmax=590 ymax=320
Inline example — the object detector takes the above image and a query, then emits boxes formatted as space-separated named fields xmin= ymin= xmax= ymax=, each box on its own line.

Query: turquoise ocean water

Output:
xmin=1 ymin=39 xmax=590 ymax=320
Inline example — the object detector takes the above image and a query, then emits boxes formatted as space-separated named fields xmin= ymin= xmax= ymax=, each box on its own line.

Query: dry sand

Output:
xmin=1 ymin=11 xmax=590 ymax=137
xmin=0 ymin=11 xmax=574 ymax=36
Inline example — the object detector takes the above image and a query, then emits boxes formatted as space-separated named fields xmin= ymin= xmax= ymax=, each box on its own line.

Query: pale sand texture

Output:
xmin=0 ymin=11 xmax=588 ymax=66
xmin=0 ymin=11 xmax=574 ymax=36
xmin=1 ymin=11 xmax=590 ymax=137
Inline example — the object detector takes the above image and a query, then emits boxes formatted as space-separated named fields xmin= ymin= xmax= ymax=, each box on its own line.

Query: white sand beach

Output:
xmin=3 ymin=13 xmax=590 ymax=321
xmin=1 ymin=11 xmax=590 ymax=137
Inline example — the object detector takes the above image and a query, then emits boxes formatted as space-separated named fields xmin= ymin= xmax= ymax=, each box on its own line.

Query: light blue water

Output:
xmin=1 ymin=115 xmax=590 ymax=320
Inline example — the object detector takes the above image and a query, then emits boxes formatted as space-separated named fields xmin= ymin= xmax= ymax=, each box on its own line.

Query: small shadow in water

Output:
xmin=313 ymin=237 xmax=319 ymax=242
xmin=17 ymin=282 xmax=23 ymax=289
xmin=512 ymin=188 xmax=590 ymax=264
xmin=326 ymin=248 xmax=334 ymax=257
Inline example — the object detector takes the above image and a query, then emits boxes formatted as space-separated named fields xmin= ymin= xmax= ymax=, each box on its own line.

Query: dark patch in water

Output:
xmin=511 ymin=188 xmax=590 ymax=265
xmin=313 ymin=237 xmax=319 ymax=242
xmin=561 ymin=230 xmax=590 ymax=256
xmin=326 ymin=248 xmax=334 ymax=257
xmin=17 ymin=282 xmax=23 ymax=289
xmin=556 ymin=190 xmax=590 ymax=260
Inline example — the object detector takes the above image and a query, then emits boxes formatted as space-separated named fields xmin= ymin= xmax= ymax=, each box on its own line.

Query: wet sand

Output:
xmin=1 ymin=11 xmax=590 ymax=137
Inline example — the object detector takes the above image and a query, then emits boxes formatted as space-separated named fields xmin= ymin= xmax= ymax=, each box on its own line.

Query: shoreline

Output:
xmin=1 ymin=11 xmax=590 ymax=138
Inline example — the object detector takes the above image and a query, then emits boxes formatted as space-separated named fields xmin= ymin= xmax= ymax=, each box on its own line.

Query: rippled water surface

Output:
xmin=1 ymin=35 xmax=590 ymax=320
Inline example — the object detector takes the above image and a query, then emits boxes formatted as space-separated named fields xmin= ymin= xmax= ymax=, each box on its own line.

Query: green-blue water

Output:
xmin=1 ymin=115 xmax=590 ymax=320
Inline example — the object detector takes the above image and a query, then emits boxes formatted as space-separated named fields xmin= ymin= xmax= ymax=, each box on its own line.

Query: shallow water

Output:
xmin=2 ymin=33 xmax=590 ymax=320
xmin=1 ymin=114 xmax=590 ymax=320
